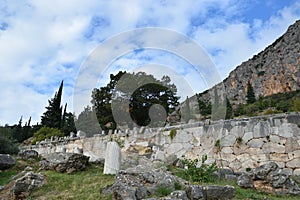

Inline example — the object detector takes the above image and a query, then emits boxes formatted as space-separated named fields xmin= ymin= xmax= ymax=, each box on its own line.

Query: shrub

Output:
xmin=180 ymin=154 xmax=218 ymax=183
xmin=0 ymin=136 xmax=19 ymax=154
xmin=32 ymin=126 xmax=64 ymax=144
xmin=169 ymin=129 xmax=177 ymax=140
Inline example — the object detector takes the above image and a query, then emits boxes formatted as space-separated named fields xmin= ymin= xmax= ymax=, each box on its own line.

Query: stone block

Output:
xmin=247 ymin=139 xmax=264 ymax=148
xmin=220 ymin=135 xmax=236 ymax=147
xmin=286 ymin=158 xmax=300 ymax=168
xmin=288 ymin=150 xmax=300 ymax=160
xmin=253 ymin=122 xmax=270 ymax=138
xmin=220 ymin=153 xmax=236 ymax=163
xmin=231 ymin=126 xmax=245 ymax=138
xmin=221 ymin=147 xmax=233 ymax=154
xmin=263 ymin=143 xmax=285 ymax=154
xmin=278 ymin=123 xmax=295 ymax=138
xmin=269 ymin=153 xmax=289 ymax=162
xmin=242 ymin=132 xmax=253 ymax=143
xmin=285 ymin=138 xmax=300 ymax=153
xmin=172 ymin=131 xmax=193 ymax=143
xmin=167 ymin=143 xmax=183 ymax=155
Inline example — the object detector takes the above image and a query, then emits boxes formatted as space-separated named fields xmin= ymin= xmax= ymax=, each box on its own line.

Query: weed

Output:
xmin=215 ymin=139 xmax=221 ymax=152
xmin=155 ymin=185 xmax=172 ymax=197
xmin=169 ymin=129 xmax=177 ymax=140
xmin=179 ymin=154 xmax=218 ymax=183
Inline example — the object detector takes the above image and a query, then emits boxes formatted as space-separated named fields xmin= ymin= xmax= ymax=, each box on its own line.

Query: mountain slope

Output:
xmin=199 ymin=20 xmax=300 ymax=106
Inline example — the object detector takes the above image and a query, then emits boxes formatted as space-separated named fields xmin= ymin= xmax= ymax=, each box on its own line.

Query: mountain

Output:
xmin=198 ymin=19 xmax=300 ymax=106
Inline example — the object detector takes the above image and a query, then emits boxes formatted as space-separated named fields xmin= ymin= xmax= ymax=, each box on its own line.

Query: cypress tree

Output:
xmin=246 ymin=81 xmax=256 ymax=104
xmin=41 ymin=81 xmax=64 ymax=129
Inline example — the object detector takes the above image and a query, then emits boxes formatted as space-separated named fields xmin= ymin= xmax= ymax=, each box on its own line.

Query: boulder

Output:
xmin=39 ymin=152 xmax=89 ymax=173
xmin=0 ymin=154 xmax=16 ymax=170
xmin=237 ymin=162 xmax=300 ymax=195
xmin=105 ymin=164 xmax=235 ymax=200
xmin=18 ymin=150 xmax=39 ymax=160
xmin=12 ymin=171 xmax=45 ymax=199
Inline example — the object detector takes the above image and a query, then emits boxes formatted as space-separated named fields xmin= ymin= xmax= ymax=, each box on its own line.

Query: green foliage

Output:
xmin=91 ymin=71 xmax=179 ymax=129
xmin=236 ymin=137 xmax=243 ymax=144
xmin=32 ymin=126 xmax=64 ymax=144
xmin=0 ymin=135 xmax=19 ymax=154
xmin=246 ymin=81 xmax=256 ymax=104
xmin=76 ymin=106 xmax=102 ymax=136
xmin=234 ymin=90 xmax=300 ymax=117
xmin=169 ymin=129 xmax=177 ymax=140
xmin=41 ymin=81 xmax=76 ymax=135
xmin=215 ymin=139 xmax=221 ymax=152
xmin=155 ymin=185 xmax=173 ymax=197
xmin=180 ymin=154 xmax=218 ymax=183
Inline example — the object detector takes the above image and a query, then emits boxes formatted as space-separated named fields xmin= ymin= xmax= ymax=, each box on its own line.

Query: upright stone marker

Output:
xmin=103 ymin=141 xmax=121 ymax=174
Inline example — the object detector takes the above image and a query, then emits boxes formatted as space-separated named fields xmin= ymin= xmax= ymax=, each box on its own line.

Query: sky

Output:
xmin=0 ymin=0 xmax=300 ymax=125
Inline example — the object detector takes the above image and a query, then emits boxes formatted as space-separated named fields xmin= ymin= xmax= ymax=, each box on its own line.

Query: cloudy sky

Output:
xmin=0 ymin=0 xmax=300 ymax=125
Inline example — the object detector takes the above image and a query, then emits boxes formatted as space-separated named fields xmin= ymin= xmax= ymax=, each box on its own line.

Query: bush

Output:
xmin=180 ymin=154 xmax=218 ymax=183
xmin=0 ymin=136 xmax=19 ymax=154
xmin=32 ymin=126 xmax=64 ymax=144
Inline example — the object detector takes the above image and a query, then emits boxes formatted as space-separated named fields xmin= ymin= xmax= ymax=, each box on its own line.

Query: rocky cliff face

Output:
xmin=199 ymin=20 xmax=300 ymax=105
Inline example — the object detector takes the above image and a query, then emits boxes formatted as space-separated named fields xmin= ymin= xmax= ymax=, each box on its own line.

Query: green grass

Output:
xmin=29 ymin=164 xmax=115 ymax=200
xmin=0 ymin=171 xmax=17 ymax=186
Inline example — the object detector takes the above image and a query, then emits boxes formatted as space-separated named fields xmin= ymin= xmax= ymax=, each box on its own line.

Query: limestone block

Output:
xmin=269 ymin=153 xmax=290 ymax=162
xmin=135 ymin=141 xmax=149 ymax=147
xmin=229 ymin=160 xmax=242 ymax=171
xmin=221 ymin=147 xmax=233 ymax=154
xmin=247 ymin=147 xmax=264 ymax=155
xmin=286 ymin=158 xmax=300 ymax=168
xmin=247 ymin=139 xmax=264 ymax=148
xmin=241 ymin=159 xmax=257 ymax=170
xmin=250 ymin=154 xmax=268 ymax=163
xmin=242 ymin=132 xmax=253 ymax=143
xmin=293 ymin=168 xmax=300 ymax=176
xmin=271 ymin=127 xmax=279 ymax=135
xmin=233 ymin=142 xmax=248 ymax=155
xmin=288 ymin=150 xmax=300 ymax=160
xmin=166 ymin=143 xmax=183 ymax=155
xmin=172 ymin=131 xmax=193 ymax=143
xmin=220 ymin=153 xmax=236 ymax=162
xmin=253 ymin=122 xmax=270 ymax=138
xmin=263 ymin=143 xmax=285 ymax=154
xmin=220 ymin=135 xmax=236 ymax=147
xmin=236 ymin=153 xmax=251 ymax=163
xmin=104 ymin=141 xmax=121 ymax=174
xmin=278 ymin=123 xmax=295 ymax=138
xmin=200 ymin=136 xmax=215 ymax=150
xmin=231 ymin=126 xmax=245 ymax=138
xmin=285 ymin=138 xmax=300 ymax=153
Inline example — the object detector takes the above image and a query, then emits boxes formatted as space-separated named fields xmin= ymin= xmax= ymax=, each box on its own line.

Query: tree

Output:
xmin=91 ymin=71 xmax=179 ymax=129
xmin=76 ymin=106 xmax=102 ymax=136
xmin=246 ymin=81 xmax=255 ymax=104
xmin=41 ymin=81 xmax=64 ymax=129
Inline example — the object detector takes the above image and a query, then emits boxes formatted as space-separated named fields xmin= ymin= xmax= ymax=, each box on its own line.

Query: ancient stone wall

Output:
xmin=27 ymin=113 xmax=300 ymax=177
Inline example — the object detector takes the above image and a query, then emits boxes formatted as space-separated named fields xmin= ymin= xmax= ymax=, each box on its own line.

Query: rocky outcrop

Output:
xmin=198 ymin=20 xmax=300 ymax=105
xmin=0 ymin=154 xmax=16 ymax=170
xmin=18 ymin=150 xmax=39 ymax=160
xmin=237 ymin=162 xmax=300 ymax=195
xmin=39 ymin=152 xmax=89 ymax=173
xmin=12 ymin=171 xmax=45 ymax=199
xmin=105 ymin=165 xmax=235 ymax=200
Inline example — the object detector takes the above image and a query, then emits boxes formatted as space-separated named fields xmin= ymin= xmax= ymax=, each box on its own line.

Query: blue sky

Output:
xmin=0 ymin=0 xmax=300 ymax=125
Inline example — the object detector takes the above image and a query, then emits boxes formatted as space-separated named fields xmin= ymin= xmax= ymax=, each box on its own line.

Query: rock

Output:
xmin=39 ymin=152 xmax=89 ymax=173
xmin=18 ymin=149 xmax=39 ymax=160
xmin=104 ymin=141 xmax=121 ymax=174
xmin=0 ymin=154 xmax=16 ymax=170
xmin=170 ymin=190 xmax=188 ymax=200
xmin=238 ymin=162 xmax=300 ymax=195
xmin=12 ymin=171 xmax=45 ymax=199
xmin=186 ymin=185 xmax=205 ymax=200
xmin=237 ymin=173 xmax=254 ymax=188
xmin=252 ymin=162 xmax=278 ymax=180
xmin=205 ymin=185 xmax=235 ymax=200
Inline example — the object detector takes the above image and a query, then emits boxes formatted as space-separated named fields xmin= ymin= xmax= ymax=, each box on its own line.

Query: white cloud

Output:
xmin=0 ymin=0 xmax=299 ymax=125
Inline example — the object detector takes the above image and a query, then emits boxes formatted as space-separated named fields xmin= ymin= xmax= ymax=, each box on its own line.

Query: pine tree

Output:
xmin=246 ymin=81 xmax=256 ymax=104
xmin=41 ymin=81 xmax=64 ymax=129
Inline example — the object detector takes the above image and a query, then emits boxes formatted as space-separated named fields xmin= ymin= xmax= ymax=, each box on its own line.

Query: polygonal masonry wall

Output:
xmin=26 ymin=113 xmax=300 ymax=175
